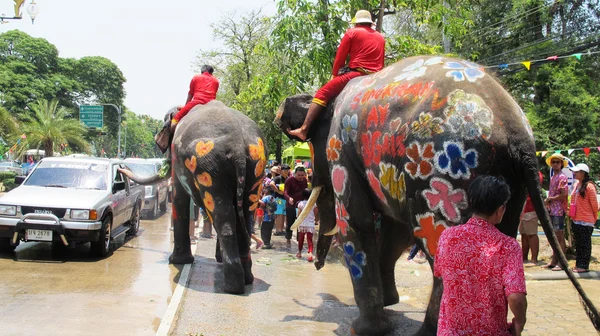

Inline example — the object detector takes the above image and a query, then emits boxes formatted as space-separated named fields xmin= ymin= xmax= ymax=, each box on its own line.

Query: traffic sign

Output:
xmin=79 ymin=105 xmax=104 ymax=128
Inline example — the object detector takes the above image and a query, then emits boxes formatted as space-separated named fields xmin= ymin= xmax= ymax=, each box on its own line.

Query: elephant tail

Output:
xmin=525 ymin=164 xmax=600 ymax=332
xmin=236 ymin=161 xmax=251 ymax=239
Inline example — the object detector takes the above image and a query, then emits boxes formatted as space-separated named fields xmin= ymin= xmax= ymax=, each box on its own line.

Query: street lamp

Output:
xmin=0 ymin=0 xmax=40 ymax=24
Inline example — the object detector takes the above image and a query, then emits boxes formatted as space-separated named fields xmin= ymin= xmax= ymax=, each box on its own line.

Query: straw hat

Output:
xmin=352 ymin=10 xmax=373 ymax=24
xmin=545 ymin=153 xmax=568 ymax=168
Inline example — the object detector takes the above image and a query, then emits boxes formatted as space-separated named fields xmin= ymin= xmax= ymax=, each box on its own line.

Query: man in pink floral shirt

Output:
xmin=543 ymin=153 xmax=568 ymax=270
xmin=435 ymin=176 xmax=527 ymax=336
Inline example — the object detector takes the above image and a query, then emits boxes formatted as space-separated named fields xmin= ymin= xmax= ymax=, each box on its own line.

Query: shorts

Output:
xmin=519 ymin=217 xmax=538 ymax=235
xmin=551 ymin=215 xmax=565 ymax=231
xmin=275 ymin=198 xmax=286 ymax=215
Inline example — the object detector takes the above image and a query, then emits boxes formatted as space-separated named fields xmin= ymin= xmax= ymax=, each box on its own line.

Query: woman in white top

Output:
xmin=296 ymin=188 xmax=318 ymax=262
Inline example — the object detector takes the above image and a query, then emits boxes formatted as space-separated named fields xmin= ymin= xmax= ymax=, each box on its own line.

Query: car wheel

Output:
xmin=127 ymin=202 xmax=141 ymax=237
xmin=0 ymin=237 xmax=17 ymax=253
xmin=160 ymin=192 xmax=168 ymax=212
xmin=91 ymin=216 xmax=112 ymax=258
xmin=152 ymin=196 xmax=159 ymax=218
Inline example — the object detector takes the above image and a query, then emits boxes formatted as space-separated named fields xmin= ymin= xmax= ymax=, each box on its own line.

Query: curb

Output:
xmin=525 ymin=270 xmax=600 ymax=281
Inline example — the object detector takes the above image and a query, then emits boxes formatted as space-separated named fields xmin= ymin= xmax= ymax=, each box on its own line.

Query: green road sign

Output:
xmin=79 ymin=105 xmax=104 ymax=128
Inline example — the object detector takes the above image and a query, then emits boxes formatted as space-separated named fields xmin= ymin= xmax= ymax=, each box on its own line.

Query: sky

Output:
xmin=0 ymin=0 xmax=276 ymax=120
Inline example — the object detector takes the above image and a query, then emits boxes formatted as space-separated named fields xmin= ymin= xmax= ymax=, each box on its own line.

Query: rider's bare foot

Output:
xmin=288 ymin=127 xmax=308 ymax=141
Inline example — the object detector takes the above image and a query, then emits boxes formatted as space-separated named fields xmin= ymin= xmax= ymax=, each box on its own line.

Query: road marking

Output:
xmin=156 ymin=243 xmax=197 ymax=336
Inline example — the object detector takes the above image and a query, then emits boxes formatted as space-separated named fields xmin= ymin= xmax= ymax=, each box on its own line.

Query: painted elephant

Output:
xmin=275 ymin=56 xmax=600 ymax=335
xmin=120 ymin=100 xmax=267 ymax=294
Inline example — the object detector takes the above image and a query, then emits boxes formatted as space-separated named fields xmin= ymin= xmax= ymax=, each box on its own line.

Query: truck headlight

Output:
xmin=0 ymin=205 xmax=16 ymax=216
xmin=145 ymin=186 xmax=153 ymax=195
xmin=71 ymin=209 xmax=90 ymax=219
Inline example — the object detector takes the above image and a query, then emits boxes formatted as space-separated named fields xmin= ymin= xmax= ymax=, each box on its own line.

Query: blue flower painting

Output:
xmin=444 ymin=61 xmax=485 ymax=83
xmin=341 ymin=114 xmax=358 ymax=143
xmin=435 ymin=142 xmax=478 ymax=179
xmin=344 ymin=242 xmax=367 ymax=279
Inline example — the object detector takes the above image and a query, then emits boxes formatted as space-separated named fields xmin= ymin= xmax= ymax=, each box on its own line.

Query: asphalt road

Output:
xmin=0 ymin=210 xmax=179 ymax=336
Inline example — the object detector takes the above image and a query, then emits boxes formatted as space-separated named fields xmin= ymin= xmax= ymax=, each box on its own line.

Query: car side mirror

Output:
xmin=15 ymin=176 xmax=26 ymax=185
xmin=113 ymin=181 xmax=126 ymax=193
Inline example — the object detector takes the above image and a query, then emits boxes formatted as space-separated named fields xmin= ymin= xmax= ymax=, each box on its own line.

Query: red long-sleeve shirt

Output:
xmin=188 ymin=72 xmax=219 ymax=104
xmin=332 ymin=26 xmax=385 ymax=76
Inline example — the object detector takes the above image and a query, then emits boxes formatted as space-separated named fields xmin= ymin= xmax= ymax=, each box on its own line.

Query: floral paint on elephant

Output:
xmin=422 ymin=177 xmax=467 ymax=223
xmin=366 ymin=169 xmax=388 ymax=205
xmin=411 ymin=112 xmax=444 ymax=138
xmin=335 ymin=199 xmax=350 ymax=236
xmin=405 ymin=141 xmax=435 ymax=180
xmin=394 ymin=57 xmax=444 ymax=82
xmin=444 ymin=61 xmax=485 ymax=82
xmin=414 ymin=212 xmax=448 ymax=255
xmin=378 ymin=163 xmax=406 ymax=201
xmin=341 ymin=114 xmax=358 ymax=143
xmin=443 ymin=89 xmax=493 ymax=140
xmin=185 ymin=156 xmax=197 ymax=173
xmin=195 ymin=140 xmax=214 ymax=157
xmin=327 ymin=135 xmax=342 ymax=162
xmin=344 ymin=241 xmax=367 ymax=280
xmin=248 ymin=183 xmax=264 ymax=211
xmin=196 ymin=172 xmax=213 ymax=187
xmin=351 ymin=81 xmax=436 ymax=109
xmin=332 ymin=165 xmax=348 ymax=197
xmin=435 ymin=141 xmax=478 ymax=179
xmin=249 ymin=138 xmax=266 ymax=177
xmin=203 ymin=191 xmax=216 ymax=212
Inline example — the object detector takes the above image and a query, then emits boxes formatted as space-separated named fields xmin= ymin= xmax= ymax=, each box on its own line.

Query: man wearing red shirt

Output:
xmin=435 ymin=176 xmax=527 ymax=336
xmin=288 ymin=10 xmax=385 ymax=141
xmin=170 ymin=65 xmax=220 ymax=132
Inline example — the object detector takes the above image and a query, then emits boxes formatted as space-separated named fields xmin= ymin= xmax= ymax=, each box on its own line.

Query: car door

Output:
xmin=155 ymin=163 xmax=167 ymax=203
xmin=119 ymin=164 xmax=135 ymax=220
xmin=111 ymin=164 xmax=128 ymax=226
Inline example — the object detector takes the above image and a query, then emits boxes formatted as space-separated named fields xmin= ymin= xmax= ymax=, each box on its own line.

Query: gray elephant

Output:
xmin=120 ymin=101 xmax=267 ymax=294
xmin=276 ymin=56 xmax=600 ymax=335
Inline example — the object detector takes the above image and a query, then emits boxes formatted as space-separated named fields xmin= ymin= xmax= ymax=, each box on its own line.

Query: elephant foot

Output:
xmin=168 ymin=252 xmax=194 ymax=265
xmin=241 ymin=256 xmax=254 ymax=284
xmin=244 ymin=271 xmax=254 ymax=285
xmin=351 ymin=313 xmax=392 ymax=336
xmin=383 ymin=286 xmax=399 ymax=307
xmin=215 ymin=251 xmax=223 ymax=263
xmin=415 ymin=322 xmax=437 ymax=336
xmin=222 ymin=264 xmax=246 ymax=294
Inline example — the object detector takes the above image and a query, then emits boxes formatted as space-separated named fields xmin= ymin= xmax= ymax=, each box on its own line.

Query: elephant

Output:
xmin=275 ymin=56 xmax=600 ymax=335
xmin=120 ymin=100 xmax=267 ymax=295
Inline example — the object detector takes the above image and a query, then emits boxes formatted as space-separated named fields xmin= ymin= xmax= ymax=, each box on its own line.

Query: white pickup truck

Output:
xmin=0 ymin=157 xmax=144 ymax=258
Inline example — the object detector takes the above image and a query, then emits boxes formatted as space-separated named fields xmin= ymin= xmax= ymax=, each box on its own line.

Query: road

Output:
xmin=0 ymin=211 xmax=178 ymax=336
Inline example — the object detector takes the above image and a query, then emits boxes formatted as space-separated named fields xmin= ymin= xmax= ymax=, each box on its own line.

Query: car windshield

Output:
xmin=125 ymin=163 xmax=156 ymax=177
xmin=24 ymin=161 xmax=108 ymax=190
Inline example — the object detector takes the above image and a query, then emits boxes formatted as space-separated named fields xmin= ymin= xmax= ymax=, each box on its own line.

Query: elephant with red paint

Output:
xmin=120 ymin=100 xmax=267 ymax=295
xmin=275 ymin=56 xmax=600 ymax=335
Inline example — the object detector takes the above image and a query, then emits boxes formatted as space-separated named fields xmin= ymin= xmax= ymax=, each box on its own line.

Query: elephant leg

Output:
xmin=416 ymin=276 xmax=443 ymax=336
xmin=378 ymin=215 xmax=412 ymax=307
xmin=215 ymin=237 xmax=222 ymax=263
xmin=213 ymin=201 xmax=245 ymax=294
xmin=340 ymin=196 xmax=391 ymax=335
xmin=169 ymin=176 xmax=194 ymax=264
xmin=238 ymin=213 xmax=254 ymax=285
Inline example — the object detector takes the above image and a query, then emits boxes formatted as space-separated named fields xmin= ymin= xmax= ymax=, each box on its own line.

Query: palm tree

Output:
xmin=22 ymin=99 xmax=90 ymax=157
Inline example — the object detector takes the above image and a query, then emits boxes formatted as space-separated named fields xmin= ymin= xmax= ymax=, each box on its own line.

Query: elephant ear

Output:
xmin=275 ymin=94 xmax=312 ymax=140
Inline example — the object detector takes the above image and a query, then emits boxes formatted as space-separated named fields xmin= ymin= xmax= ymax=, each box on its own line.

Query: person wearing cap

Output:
xmin=543 ymin=153 xmax=569 ymax=270
xmin=288 ymin=10 xmax=385 ymax=141
xmin=270 ymin=165 xmax=288 ymax=235
xmin=568 ymin=163 xmax=597 ymax=273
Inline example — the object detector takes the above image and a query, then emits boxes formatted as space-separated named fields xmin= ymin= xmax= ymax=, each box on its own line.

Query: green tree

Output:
xmin=22 ymin=99 xmax=90 ymax=157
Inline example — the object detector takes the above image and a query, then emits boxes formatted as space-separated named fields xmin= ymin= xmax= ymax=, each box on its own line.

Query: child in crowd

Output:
xmin=296 ymin=188 xmax=317 ymax=262
xmin=259 ymin=188 xmax=278 ymax=249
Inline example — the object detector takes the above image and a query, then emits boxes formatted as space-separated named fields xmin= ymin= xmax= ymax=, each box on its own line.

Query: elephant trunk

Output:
xmin=118 ymin=168 xmax=169 ymax=185
xmin=314 ymin=185 xmax=336 ymax=270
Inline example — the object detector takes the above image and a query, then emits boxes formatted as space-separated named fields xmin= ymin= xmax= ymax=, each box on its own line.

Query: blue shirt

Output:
xmin=261 ymin=195 xmax=277 ymax=222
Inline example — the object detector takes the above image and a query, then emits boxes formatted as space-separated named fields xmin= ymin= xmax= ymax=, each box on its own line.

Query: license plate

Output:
xmin=26 ymin=229 xmax=53 ymax=241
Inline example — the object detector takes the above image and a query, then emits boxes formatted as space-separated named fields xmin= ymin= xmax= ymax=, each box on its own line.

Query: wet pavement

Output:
xmin=173 ymin=233 xmax=600 ymax=336
xmin=0 ymin=210 xmax=179 ymax=336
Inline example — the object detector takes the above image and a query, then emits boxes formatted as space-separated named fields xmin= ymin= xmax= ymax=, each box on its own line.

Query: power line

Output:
xmin=462 ymin=3 xmax=550 ymax=39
